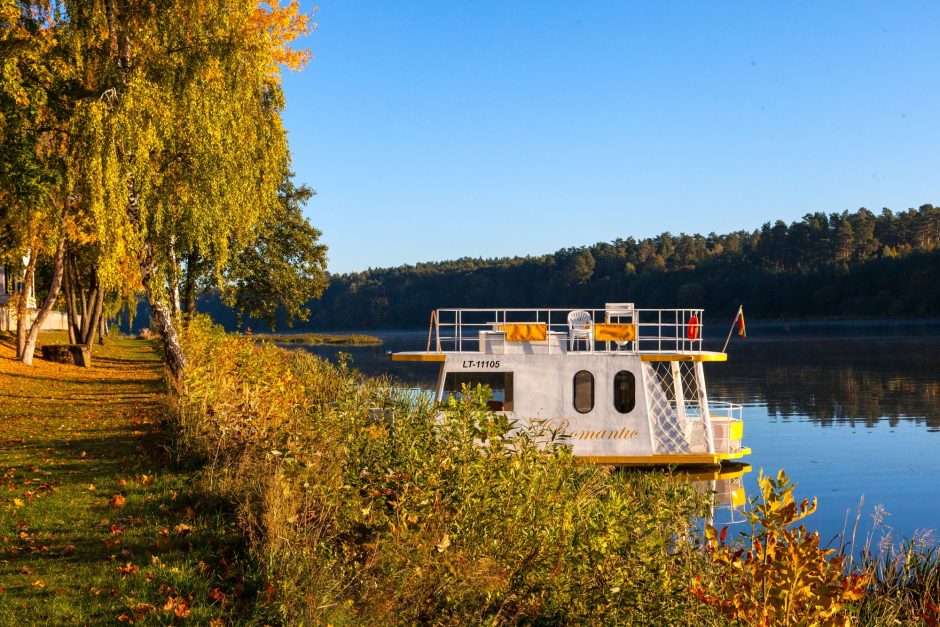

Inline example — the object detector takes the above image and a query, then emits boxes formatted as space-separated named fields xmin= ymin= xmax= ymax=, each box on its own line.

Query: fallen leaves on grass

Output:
xmin=110 ymin=494 xmax=126 ymax=508
xmin=163 ymin=595 xmax=192 ymax=619
xmin=130 ymin=603 xmax=157 ymax=619
xmin=207 ymin=586 xmax=229 ymax=607
xmin=117 ymin=562 xmax=139 ymax=578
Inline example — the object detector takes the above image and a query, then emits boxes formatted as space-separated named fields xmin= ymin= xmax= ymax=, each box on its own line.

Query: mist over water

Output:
xmin=291 ymin=322 xmax=940 ymax=544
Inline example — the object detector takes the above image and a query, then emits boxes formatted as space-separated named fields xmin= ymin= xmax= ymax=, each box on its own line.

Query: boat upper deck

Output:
xmin=392 ymin=305 xmax=727 ymax=362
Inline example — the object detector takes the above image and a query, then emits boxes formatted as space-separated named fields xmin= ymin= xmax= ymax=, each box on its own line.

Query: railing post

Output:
xmin=426 ymin=310 xmax=436 ymax=352
xmin=696 ymin=361 xmax=716 ymax=454
xmin=671 ymin=360 xmax=687 ymax=426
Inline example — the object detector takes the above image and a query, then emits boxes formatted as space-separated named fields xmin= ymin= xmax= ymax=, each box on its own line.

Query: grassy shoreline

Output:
xmin=244 ymin=331 xmax=383 ymax=346
xmin=0 ymin=332 xmax=263 ymax=624
xmin=2 ymin=325 xmax=938 ymax=623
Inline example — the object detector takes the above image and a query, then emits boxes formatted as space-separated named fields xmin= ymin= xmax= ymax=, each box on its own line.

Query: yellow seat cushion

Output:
xmin=594 ymin=323 xmax=637 ymax=342
xmin=498 ymin=323 xmax=548 ymax=342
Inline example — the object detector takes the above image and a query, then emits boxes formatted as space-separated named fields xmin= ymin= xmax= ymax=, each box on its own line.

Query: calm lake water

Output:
xmin=292 ymin=322 xmax=940 ymax=545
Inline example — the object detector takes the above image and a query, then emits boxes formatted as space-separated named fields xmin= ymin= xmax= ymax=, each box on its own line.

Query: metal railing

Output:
xmin=427 ymin=307 xmax=706 ymax=355
xmin=707 ymin=401 xmax=743 ymax=422
xmin=708 ymin=401 xmax=744 ymax=454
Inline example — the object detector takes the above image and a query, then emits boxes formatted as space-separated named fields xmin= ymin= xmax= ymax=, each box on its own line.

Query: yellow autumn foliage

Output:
xmin=694 ymin=470 xmax=871 ymax=626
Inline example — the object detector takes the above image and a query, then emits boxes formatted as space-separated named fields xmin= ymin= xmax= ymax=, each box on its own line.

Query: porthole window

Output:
xmin=614 ymin=370 xmax=636 ymax=414
xmin=573 ymin=370 xmax=594 ymax=413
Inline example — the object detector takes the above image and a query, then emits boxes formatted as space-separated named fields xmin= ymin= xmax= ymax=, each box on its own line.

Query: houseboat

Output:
xmin=391 ymin=304 xmax=749 ymax=466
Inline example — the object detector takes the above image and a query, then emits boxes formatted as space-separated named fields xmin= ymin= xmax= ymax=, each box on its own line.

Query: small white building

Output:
xmin=0 ymin=265 xmax=69 ymax=333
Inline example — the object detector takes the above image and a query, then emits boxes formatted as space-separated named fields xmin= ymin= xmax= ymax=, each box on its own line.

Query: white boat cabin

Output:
xmin=392 ymin=304 xmax=749 ymax=466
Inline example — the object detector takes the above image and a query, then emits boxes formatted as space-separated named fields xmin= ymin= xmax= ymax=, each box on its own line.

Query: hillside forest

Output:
xmin=200 ymin=204 xmax=940 ymax=330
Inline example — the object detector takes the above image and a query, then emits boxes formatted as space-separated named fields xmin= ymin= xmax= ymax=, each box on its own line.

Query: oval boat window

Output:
xmin=613 ymin=370 xmax=636 ymax=414
xmin=573 ymin=370 xmax=594 ymax=414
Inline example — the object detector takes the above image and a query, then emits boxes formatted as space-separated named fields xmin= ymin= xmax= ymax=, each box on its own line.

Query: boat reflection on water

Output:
xmin=680 ymin=463 xmax=751 ymax=527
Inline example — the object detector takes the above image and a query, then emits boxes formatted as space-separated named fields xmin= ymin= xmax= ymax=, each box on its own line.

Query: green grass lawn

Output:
xmin=0 ymin=333 xmax=259 ymax=625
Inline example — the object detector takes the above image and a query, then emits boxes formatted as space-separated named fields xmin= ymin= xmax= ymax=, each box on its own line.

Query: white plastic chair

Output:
xmin=567 ymin=310 xmax=593 ymax=351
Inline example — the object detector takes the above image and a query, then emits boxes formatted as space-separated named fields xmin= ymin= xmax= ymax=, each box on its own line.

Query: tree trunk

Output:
xmin=14 ymin=254 xmax=35 ymax=360
xmin=79 ymin=266 xmax=100 ymax=343
xmin=149 ymin=298 xmax=186 ymax=382
xmin=141 ymin=247 xmax=186 ymax=383
xmin=20 ymin=234 xmax=67 ymax=366
xmin=98 ymin=315 xmax=108 ymax=344
xmin=168 ymin=234 xmax=181 ymax=317
xmin=83 ymin=284 xmax=105 ymax=351
xmin=64 ymin=252 xmax=83 ymax=343
xmin=182 ymin=250 xmax=199 ymax=323
xmin=127 ymin=174 xmax=185 ymax=382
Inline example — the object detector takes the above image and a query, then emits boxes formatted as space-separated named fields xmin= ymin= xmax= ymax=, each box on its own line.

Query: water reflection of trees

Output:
xmin=706 ymin=338 xmax=940 ymax=429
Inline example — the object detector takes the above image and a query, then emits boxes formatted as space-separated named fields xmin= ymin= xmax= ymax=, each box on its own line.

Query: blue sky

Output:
xmin=281 ymin=1 xmax=940 ymax=274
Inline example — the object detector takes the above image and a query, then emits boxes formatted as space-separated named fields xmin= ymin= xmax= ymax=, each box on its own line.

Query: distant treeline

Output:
xmin=194 ymin=205 xmax=940 ymax=330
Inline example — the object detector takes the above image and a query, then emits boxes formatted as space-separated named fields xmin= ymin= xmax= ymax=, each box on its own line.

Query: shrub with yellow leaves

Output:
xmin=694 ymin=470 xmax=871 ymax=626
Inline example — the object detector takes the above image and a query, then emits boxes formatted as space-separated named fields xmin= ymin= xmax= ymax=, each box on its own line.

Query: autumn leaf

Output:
xmin=116 ymin=562 xmax=139 ymax=578
xmin=163 ymin=596 xmax=192 ymax=619
xmin=208 ymin=586 xmax=229 ymax=607
xmin=110 ymin=494 xmax=126 ymax=508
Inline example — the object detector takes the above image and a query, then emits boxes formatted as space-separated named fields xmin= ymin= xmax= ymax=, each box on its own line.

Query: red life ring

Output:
xmin=686 ymin=315 xmax=701 ymax=340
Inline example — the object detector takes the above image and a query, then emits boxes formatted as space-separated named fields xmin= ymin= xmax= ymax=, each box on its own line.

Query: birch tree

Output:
xmin=65 ymin=0 xmax=312 ymax=381
xmin=0 ymin=2 xmax=72 ymax=365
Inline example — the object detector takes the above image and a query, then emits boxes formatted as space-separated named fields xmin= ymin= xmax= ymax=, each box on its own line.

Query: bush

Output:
xmin=178 ymin=316 xmax=940 ymax=625
xmin=694 ymin=470 xmax=870 ymax=626
xmin=176 ymin=316 xmax=718 ymax=624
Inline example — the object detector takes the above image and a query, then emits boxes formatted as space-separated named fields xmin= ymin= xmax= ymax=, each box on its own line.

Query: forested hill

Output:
xmin=293 ymin=205 xmax=940 ymax=329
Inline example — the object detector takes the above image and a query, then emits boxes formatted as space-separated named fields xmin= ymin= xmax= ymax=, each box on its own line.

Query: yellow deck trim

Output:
xmin=578 ymin=448 xmax=751 ymax=466
xmin=582 ymin=447 xmax=750 ymax=466
xmin=390 ymin=352 xmax=447 ymax=362
xmin=639 ymin=352 xmax=727 ymax=362
xmin=720 ymin=447 xmax=751 ymax=460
